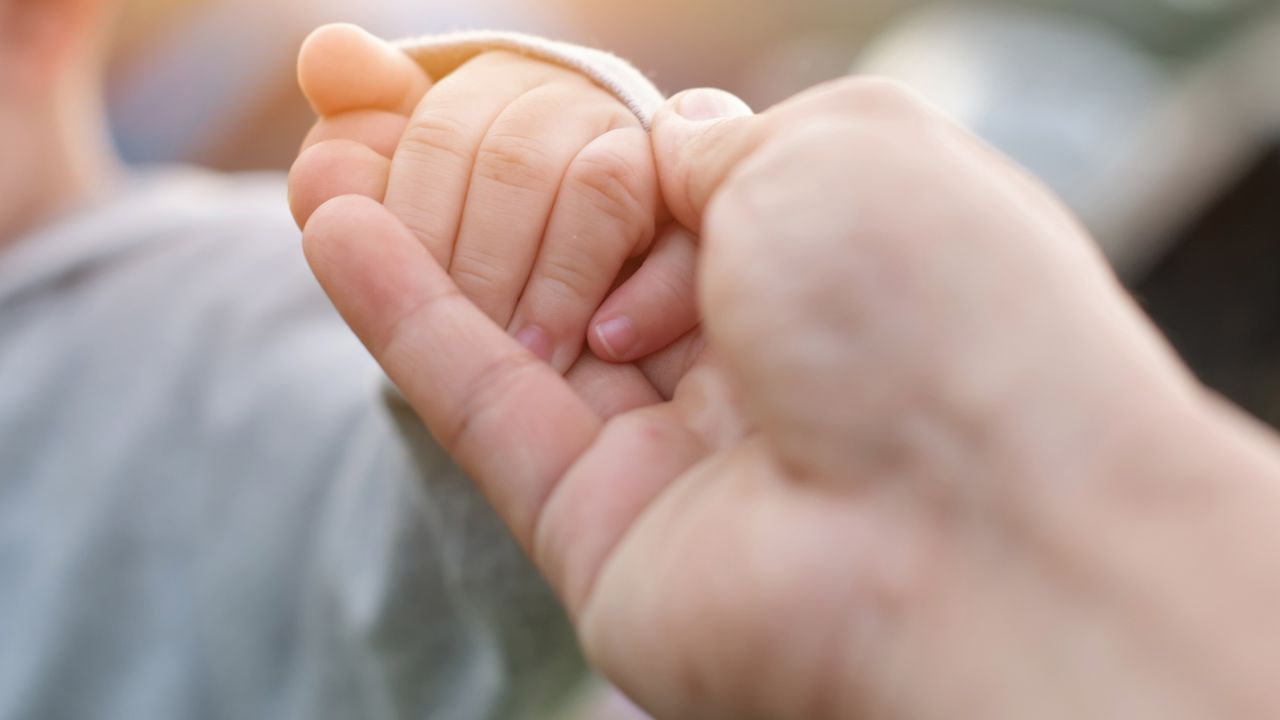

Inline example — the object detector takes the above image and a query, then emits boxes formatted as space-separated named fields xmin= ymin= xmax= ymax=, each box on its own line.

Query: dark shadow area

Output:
xmin=1136 ymin=141 xmax=1280 ymax=427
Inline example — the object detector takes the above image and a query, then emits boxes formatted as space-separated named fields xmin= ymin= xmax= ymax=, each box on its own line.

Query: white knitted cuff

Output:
xmin=394 ymin=31 xmax=665 ymax=129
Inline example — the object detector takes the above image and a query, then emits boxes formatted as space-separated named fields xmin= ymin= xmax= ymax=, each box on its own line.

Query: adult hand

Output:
xmin=305 ymin=77 xmax=1280 ymax=719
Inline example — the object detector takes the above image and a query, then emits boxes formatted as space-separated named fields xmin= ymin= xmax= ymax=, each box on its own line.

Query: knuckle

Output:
xmin=290 ymin=140 xmax=387 ymax=225
xmin=474 ymin=130 xmax=555 ymax=193
xmin=567 ymin=146 xmax=654 ymax=232
xmin=607 ymin=107 xmax=643 ymax=132
xmin=824 ymin=76 xmax=926 ymax=119
xmin=642 ymin=258 xmax=696 ymax=305
xmin=536 ymin=246 xmax=609 ymax=307
xmin=465 ymin=49 xmax=539 ymax=72
xmin=446 ymin=351 xmax=546 ymax=453
xmin=292 ymin=138 xmax=362 ymax=180
xmin=376 ymin=282 xmax=463 ymax=360
xmin=290 ymin=138 xmax=331 ymax=175
xmin=449 ymin=252 xmax=507 ymax=299
xmin=676 ymin=117 xmax=752 ymax=219
xmin=287 ymin=145 xmax=328 ymax=201
xmin=398 ymin=110 xmax=477 ymax=167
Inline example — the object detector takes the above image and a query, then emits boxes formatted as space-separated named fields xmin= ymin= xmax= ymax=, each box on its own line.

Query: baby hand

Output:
xmin=289 ymin=25 xmax=697 ymax=373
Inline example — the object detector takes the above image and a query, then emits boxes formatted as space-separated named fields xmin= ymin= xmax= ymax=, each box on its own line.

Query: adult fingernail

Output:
xmin=514 ymin=325 xmax=553 ymax=363
xmin=676 ymin=89 xmax=753 ymax=122
xmin=594 ymin=316 xmax=637 ymax=361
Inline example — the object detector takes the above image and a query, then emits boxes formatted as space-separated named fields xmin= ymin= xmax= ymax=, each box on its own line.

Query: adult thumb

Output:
xmin=650 ymin=88 xmax=759 ymax=232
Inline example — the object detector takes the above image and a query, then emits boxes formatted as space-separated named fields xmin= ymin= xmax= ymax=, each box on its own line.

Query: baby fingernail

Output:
xmin=515 ymin=325 xmax=553 ymax=362
xmin=594 ymin=316 xmax=636 ymax=360
xmin=676 ymin=89 xmax=753 ymax=122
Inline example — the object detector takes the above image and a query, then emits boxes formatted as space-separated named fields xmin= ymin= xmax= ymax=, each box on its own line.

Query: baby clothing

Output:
xmin=398 ymin=31 xmax=666 ymax=128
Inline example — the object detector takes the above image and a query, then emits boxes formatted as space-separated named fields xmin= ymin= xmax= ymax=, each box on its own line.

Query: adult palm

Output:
xmin=303 ymin=80 xmax=1235 ymax=720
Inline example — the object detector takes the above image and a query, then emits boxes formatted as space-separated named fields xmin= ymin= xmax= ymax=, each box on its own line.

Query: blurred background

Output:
xmin=109 ymin=0 xmax=1280 ymax=428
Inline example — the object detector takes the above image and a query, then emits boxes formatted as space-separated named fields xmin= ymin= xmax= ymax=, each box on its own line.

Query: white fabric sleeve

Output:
xmin=395 ymin=31 xmax=665 ymax=129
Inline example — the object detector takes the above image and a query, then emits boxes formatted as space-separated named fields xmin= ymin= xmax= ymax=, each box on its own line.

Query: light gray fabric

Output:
xmin=0 ymin=168 xmax=584 ymax=720
xmin=396 ymin=31 xmax=666 ymax=129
